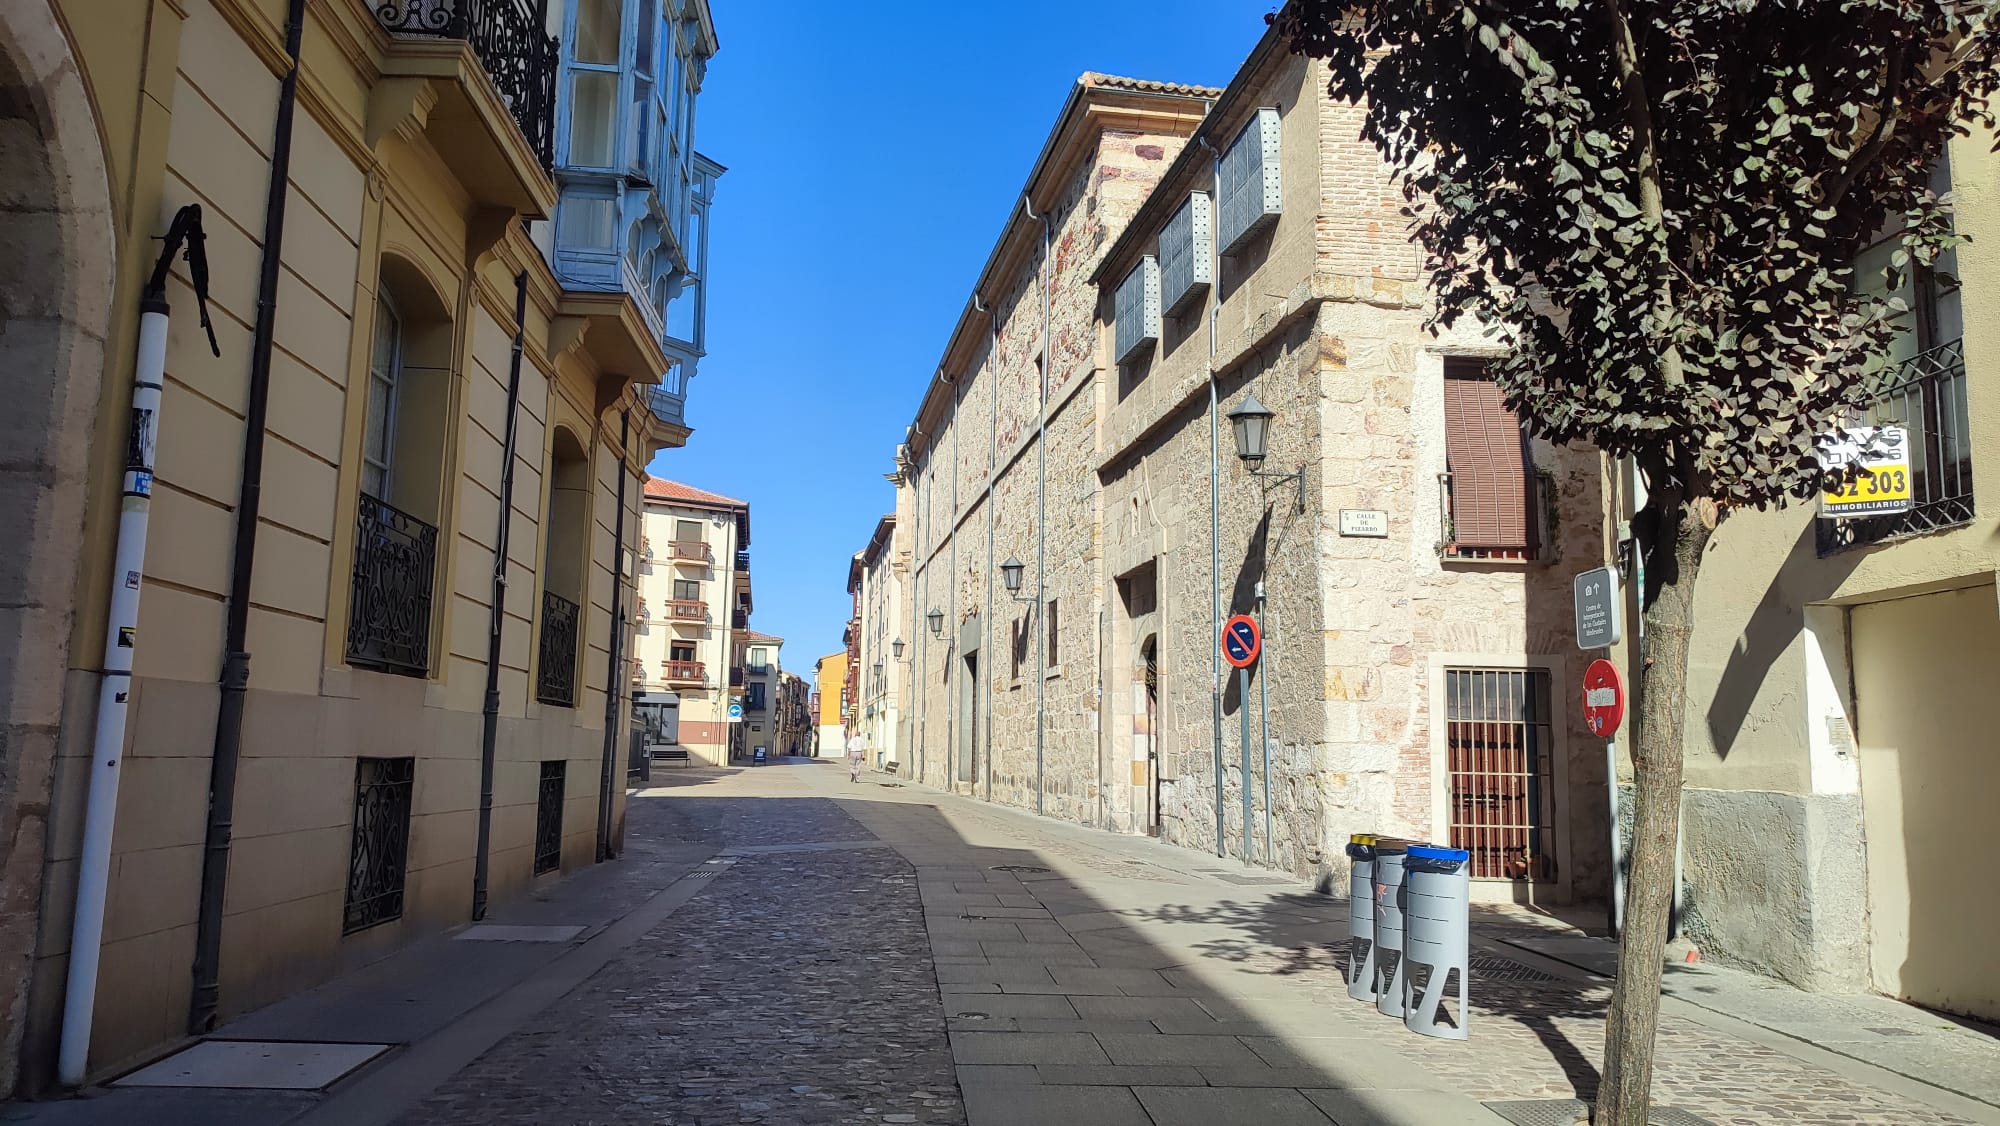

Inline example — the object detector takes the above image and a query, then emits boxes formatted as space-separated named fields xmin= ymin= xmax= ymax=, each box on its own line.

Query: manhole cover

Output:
xmin=990 ymin=865 xmax=1051 ymax=874
xmin=1486 ymin=1101 xmax=1716 ymax=1126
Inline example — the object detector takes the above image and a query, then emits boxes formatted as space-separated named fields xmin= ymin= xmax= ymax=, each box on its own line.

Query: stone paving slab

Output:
xmin=1135 ymin=1085 xmax=1335 ymax=1125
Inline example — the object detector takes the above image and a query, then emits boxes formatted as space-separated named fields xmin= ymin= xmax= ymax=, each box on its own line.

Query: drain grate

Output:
xmin=1469 ymin=954 xmax=1561 ymax=982
xmin=1486 ymin=1100 xmax=1716 ymax=1126
xmin=990 ymin=864 xmax=1051 ymax=874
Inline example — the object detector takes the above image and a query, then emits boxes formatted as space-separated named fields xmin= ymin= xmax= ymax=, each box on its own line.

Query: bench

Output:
xmin=656 ymin=746 xmax=691 ymax=766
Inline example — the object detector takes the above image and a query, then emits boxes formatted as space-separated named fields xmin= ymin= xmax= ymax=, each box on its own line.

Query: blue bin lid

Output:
xmin=1407 ymin=845 xmax=1469 ymax=866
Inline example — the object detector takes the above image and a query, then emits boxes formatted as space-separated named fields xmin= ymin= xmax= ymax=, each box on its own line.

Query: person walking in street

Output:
xmin=846 ymin=727 xmax=868 ymax=783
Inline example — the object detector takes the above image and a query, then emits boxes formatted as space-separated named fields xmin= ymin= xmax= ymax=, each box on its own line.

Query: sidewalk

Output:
xmin=867 ymin=765 xmax=2000 ymax=1126
xmin=9 ymin=757 xmax=1995 ymax=1126
xmin=1 ymin=786 xmax=721 ymax=1126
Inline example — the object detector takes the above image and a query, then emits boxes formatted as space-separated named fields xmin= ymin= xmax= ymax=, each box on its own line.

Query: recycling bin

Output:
xmin=1370 ymin=839 xmax=1411 ymax=1018
xmin=1402 ymin=844 xmax=1471 ymax=1040
xmin=1344 ymin=834 xmax=1378 ymax=1001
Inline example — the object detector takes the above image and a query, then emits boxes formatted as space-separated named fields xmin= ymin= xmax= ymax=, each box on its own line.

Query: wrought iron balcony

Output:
xmin=536 ymin=590 xmax=579 ymax=707
xmin=670 ymin=540 xmax=712 ymax=564
xmin=348 ymin=493 xmax=438 ymax=677
xmin=729 ymin=665 xmax=745 ymax=688
xmin=374 ymin=0 xmax=557 ymax=169
xmin=668 ymin=598 xmax=708 ymax=622
xmin=731 ymin=611 xmax=748 ymax=631
xmin=662 ymin=659 xmax=705 ymax=685
xmin=735 ymin=549 xmax=751 ymax=573
xmin=1819 ymin=339 xmax=1975 ymax=555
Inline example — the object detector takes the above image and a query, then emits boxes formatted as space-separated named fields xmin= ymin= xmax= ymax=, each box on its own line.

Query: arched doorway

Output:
xmin=0 ymin=1 xmax=116 ymax=1097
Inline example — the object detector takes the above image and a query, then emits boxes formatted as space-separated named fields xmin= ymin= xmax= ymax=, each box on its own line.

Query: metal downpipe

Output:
xmin=596 ymin=409 xmax=631 ymax=860
xmin=1200 ymin=135 xmax=1226 ymax=859
xmin=473 ymin=271 xmax=529 ymax=920
xmin=188 ymin=0 xmax=306 ymax=1034
xmin=1024 ymin=195 xmax=1051 ymax=818
xmin=976 ymin=297 xmax=997 ymax=804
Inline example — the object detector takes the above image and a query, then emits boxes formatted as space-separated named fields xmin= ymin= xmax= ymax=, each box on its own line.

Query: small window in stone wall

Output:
xmin=1046 ymin=598 xmax=1060 ymax=668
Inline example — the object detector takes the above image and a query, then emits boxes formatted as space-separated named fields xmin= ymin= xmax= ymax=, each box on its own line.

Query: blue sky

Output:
xmin=645 ymin=1 xmax=1270 ymax=671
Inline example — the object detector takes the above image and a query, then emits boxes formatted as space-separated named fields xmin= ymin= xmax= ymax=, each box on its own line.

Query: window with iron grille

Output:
xmin=1822 ymin=162 xmax=1971 ymax=554
xmin=343 ymin=757 xmax=415 ymax=934
xmin=1217 ymin=107 xmax=1282 ymax=255
xmin=1441 ymin=359 xmax=1541 ymax=560
xmin=534 ymin=760 xmax=565 ymax=875
xmin=1443 ymin=668 xmax=1556 ymax=881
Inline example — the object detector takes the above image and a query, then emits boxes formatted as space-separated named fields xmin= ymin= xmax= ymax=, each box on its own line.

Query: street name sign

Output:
xmin=1221 ymin=614 xmax=1261 ymax=668
xmin=1817 ymin=425 xmax=1911 ymax=517
xmin=1573 ymin=566 xmax=1621 ymax=650
xmin=1338 ymin=509 xmax=1389 ymax=538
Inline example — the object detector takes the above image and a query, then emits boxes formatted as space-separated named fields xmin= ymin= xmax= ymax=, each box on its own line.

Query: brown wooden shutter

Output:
xmin=1442 ymin=361 xmax=1536 ymax=550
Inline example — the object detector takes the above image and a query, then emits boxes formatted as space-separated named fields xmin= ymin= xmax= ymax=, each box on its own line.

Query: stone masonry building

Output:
xmin=891 ymin=34 xmax=1616 ymax=905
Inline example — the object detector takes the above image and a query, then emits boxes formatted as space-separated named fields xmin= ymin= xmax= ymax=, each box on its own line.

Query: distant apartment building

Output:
xmin=813 ymin=652 xmax=849 ymax=758
xmin=849 ymin=516 xmax=909 ymax=772
xmin=631 ymin=480 xmax=752 ymax=767
xmin=736 ymin=631 xmax=785 ymax=761
xmin=774 ymin=671 xmax=812 ymax=757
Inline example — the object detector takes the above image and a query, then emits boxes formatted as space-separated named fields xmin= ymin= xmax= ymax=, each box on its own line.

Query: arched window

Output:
xmin=536 ymin=429 xmax=592 ymax=707
xmin=348 ymin=257 xmax=453 ymax=677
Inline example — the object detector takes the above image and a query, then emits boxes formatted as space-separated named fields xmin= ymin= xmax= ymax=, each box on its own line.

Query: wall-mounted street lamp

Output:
xmin=891 ymin=638 xmax=904 ymax=659
xmin=1227 ymin=394 xmax=1305 ymax=514
xmin=927 ymin=608 xmax=944 ymax=637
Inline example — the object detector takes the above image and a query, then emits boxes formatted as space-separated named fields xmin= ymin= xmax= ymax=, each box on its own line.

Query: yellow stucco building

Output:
xmin=0 ymin=0 xmax=705 ymax=1092
xmin=1677 ymin=130 xmax=2000 ymax=1022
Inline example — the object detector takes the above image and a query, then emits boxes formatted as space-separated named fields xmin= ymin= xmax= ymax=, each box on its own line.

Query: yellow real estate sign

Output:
xmin=1818 ymin=425 xmax=1913 ymax=517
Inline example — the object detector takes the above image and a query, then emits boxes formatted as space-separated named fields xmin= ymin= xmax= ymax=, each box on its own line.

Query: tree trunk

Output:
xmin=1593 ymin=500 xmax=1712 ymax=1126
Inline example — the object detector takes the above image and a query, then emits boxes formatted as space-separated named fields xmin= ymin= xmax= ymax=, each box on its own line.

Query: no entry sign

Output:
xmin=1222 ymin=614 xmax=1261 ymax=668
xmin=1582 ymin=659 xmax=1625 ymax=737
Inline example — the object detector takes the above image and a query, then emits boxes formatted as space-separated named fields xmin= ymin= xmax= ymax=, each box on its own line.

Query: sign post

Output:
xmin=1222 ymin=615 xmax=1261 ymax=865
xmin=1572 ymin=567 xmax=1622 ymax=650
xmin=1582 ymin=657 xmax=1627 ymax=936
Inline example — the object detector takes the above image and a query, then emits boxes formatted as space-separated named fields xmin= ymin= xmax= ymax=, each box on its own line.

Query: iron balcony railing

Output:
xmin=1818 ymin=339 xmax=1976 ymax=555
xmin=662 ymin=659 xmax=705 ymax=684
xmin=374 ymin=0 xmax=558 ymax=169
xmin=729 ymin=665 xmax=745 ymax=688
xmin=734 ymin=549 xmax=751 ymax=573
xmin=348 ymin=493 xmax=438 ymax=676
xmin=668 ymin=598 xmax=708 ymax=622
xmin=731 ymin=610 xmax=749 ymax=631
xmin=533 ymin=760 xmax=564 ymax=875
xmin=1437 ymin=468 xmax=1555 ymax=562
xmin=536 ymin=590 xmax=579 ymax=707
xmin=670 ymin=540 xmax=712 ymax=564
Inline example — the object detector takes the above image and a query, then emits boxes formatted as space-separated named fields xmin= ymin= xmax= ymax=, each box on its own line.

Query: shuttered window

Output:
xmin=1441 ymin=360 xmax=1538 ymax=558
xmin=1114 ymin=256 xmax=1162 ymax=364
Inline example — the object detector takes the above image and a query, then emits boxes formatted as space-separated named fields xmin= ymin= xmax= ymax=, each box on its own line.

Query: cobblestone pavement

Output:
xmin=382 ymin=762 xmax=1993 ymax=1126
xmin=398 ymin=775 xmax=963 ymax=1125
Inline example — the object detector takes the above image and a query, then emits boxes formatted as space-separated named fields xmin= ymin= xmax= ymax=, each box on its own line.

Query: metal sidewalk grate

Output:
xmin=1486 ymin=1100 xmax=1717 ymax=1126
xmin=1469 ymin=953 xmax=1561 ymax=982
xmin=990 ymin=865 xmax=1051 ymax=874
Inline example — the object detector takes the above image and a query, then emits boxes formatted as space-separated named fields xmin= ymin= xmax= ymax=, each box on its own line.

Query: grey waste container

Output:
xmin=1402 ymin=844 xmax=1471 ymax=1039
xmin=1345 ymin=834 xmax=1378 ymax=1002
xmin=1371 ymin=839 xmax=1411 ymax=1018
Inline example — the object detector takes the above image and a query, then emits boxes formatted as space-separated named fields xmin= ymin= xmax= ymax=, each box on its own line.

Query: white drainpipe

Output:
xmin=60 ymin=205 xmax=217 ymax=1086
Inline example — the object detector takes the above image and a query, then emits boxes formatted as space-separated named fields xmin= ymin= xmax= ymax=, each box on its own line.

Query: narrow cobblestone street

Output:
xmin=380 ymin=759 xmax=2000 ymax=1126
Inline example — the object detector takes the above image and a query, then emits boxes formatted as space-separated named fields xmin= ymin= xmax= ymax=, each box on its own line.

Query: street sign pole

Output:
xmin=1239 ymin=664 xmax=1254 ymax=866
xmin=1583 ymin=657 xmax=1628 ymax=938
xmin=1220 ymin=614 xmax=1262 ymax=866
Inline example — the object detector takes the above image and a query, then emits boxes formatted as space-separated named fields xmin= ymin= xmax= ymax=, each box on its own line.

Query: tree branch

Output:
xmin=1824 ymin=47 xmax=1907 ymax=207
xmin=1603 ymin=0 xmax=1686 ymax=389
